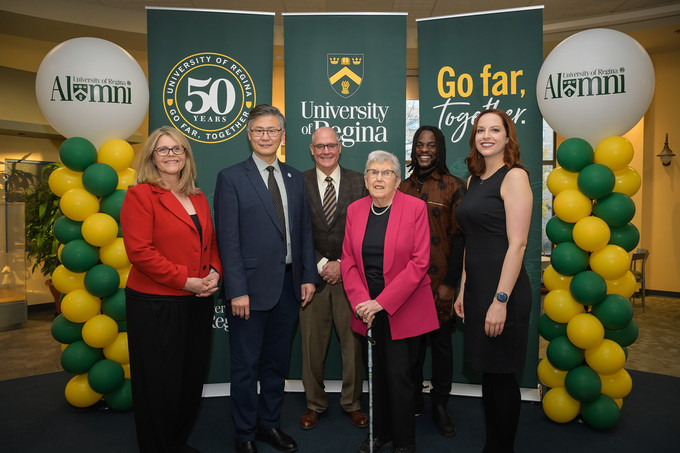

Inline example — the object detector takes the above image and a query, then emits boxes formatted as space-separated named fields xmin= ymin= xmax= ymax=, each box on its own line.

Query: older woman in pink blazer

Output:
xmin=341 ymin=150 xmax=438 ymax=453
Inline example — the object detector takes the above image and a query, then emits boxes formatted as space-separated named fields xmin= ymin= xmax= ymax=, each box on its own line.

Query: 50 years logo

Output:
xmin=163 ymin=52 xmax=255 ymax=143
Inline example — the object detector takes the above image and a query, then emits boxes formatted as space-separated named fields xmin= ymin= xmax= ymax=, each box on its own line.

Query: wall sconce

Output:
xmin=657 ymin=134 xmax=675 ymax=166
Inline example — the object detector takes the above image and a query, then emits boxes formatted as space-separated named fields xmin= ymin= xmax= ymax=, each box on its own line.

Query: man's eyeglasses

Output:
xmin=366 ymin=169 xmax=396 ymax=179
xmin=250 ymin=128 xmax=282 ymax=138
xmin=415 ymin=142 xmax=437 ymax=150
xmin=154 ymin=146 xmax=185 ymax=156
xmin=312 ymin=143 xmax=339 ymax=151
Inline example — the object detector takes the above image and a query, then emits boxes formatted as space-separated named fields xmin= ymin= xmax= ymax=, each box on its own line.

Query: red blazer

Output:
xmin=341 ymin=190 xmax=438 ymax=340
xmin=120 ymin=183 xmax=222 ymax=296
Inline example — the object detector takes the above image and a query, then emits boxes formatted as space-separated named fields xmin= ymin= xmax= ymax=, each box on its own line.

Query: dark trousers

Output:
xmin=414 ymin=319 xmax=454 ymax=404
xmin=482 ymin=372 xmax=521 ymax=453
xmin=227 ymin=270 xmax=299 ymax=443
xmin=126 ymin=290 xmax=214 ymax=453
xmin=372 ymin=311 xmax=420 ymax=448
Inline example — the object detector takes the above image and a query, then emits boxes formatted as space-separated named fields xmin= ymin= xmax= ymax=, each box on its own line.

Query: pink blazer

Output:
xmin=341 ymin=190 xmax=438 ymax=340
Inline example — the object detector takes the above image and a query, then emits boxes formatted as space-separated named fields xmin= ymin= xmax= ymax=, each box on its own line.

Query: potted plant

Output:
xmin=23 ymin=163 xmax=62 ymax=312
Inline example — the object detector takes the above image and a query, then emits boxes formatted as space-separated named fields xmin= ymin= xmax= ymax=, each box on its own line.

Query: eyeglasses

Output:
xmin=312 ymin=143 xmax=339 ymax=151
xmin=415 ymin=142 xmax=437 ymax=150
xmin=366 ymin=169 xmax=396 ymax=178
xmin=154 ymin=146 xmax=185 ymax=156
xmin=250 ymin=128 xmax=282 ymax=138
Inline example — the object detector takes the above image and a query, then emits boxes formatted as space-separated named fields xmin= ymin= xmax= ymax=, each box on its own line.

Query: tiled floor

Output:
xmin=1 ymin=296 xmax=679 ymax=382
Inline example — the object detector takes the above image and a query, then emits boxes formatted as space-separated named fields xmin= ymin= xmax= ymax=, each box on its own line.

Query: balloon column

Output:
xmin=35 ymin=37 xmax=148 ymax=411
xmin=536 ymin=28 xmax=653 ymax=430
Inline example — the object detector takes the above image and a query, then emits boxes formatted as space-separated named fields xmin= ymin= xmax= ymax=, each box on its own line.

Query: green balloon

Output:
xmin=100 ymin=190 xmax=127 ymax=223
xmin=538 ymin=313 xmax=567 ymax=341
xmin=569 ymin=270 xmax=607 ymax=305
xmin=581 ymin=394 xmax=620 ymax=430
xmin=591 ymin=294 xmax=634 ymax=330
xmin=82 ymin=163 xmax=119 ymax=197
xmin=577 ymin=163 xmax=615 ymax=200
xmin=608 ymin=223 xmax=640 ymax=253
xmin=546 ymin=335 xmax=584 ymax=371
xmin=88 ymin=359 xmax=125 ymax=394
xmin=59 ymin=137 xmax=97 ymax=172
xmin=60 ymin=340 xmax=103 ymax=374
xmin=116 ymin=320 xmax=127 ymax=332
xmin=54 ymin=216 xmax=83 ymax=244
xmin=593 ymin=193 xmax=636 ymax=228
xmin=51 ymin=314 xmax=83 ymax=344
xmin=565 ymin=365 xmax=602 ymax=402
xmin=545 ymin=216 xmax=574 ymax=245
xmin=60 ymin=239 xmax=100 ymax=273
xmin=556 ymin=138 xmax=594 ymax=172
xmin=102 ymin=289 xmax=126 ymax=321
xmin=550 ymin=242 xmax=588 ymax=276
xmin=105 ymin=378 xmax=133 ymax=411
xmin=84 ymin=264 xmax=120 ymax=298
xmin=605 ymin=319 xmax=639 ymax=347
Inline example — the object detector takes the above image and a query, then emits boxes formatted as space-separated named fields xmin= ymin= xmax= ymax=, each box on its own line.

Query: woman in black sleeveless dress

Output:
xmin=454 ymin=109 xmax=532 ymax=453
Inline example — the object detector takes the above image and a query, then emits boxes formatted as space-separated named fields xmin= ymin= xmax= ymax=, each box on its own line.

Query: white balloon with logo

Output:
xmin=35 ymin=37 xmax=149 ymax=149
xmin=536 ymin=28 xmax=654 ymax=147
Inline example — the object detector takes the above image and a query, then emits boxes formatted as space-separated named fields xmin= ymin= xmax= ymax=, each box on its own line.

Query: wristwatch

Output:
xmin=495 ymin=292 xmax=509 ymax=303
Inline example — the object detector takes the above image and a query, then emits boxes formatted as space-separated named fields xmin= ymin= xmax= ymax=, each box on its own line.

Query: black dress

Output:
xmin=455 ymin=166 xmax=532 ymax=373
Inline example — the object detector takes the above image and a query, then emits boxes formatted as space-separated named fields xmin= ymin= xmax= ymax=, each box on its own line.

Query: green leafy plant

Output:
xmin=24 ymin=162 xmax=61 ymax=277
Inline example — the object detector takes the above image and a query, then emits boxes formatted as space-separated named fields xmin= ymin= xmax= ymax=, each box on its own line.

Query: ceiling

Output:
xmin=1 ymin=0 xmax=680 ymax=58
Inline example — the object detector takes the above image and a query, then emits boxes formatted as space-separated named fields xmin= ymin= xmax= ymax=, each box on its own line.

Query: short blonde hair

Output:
xmin=365 ymin=150 xmax=401 ymax=180
xmin=135 ymin=126 xmax=198 ymax=195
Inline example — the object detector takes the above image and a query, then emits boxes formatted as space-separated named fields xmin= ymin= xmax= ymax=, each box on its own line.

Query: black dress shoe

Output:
xmin=235 ymin=440 xmax=258 ymax=453
xmin=433 ymin=403 xmax=456 ymax=437
xmin=357 ymin=435 xmax=393 ymax=453
xmin=256 ymin=428 xmax=298 ymax=452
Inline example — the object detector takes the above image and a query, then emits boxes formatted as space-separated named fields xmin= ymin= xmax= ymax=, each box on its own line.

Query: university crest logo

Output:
xmin=327 ymin=53 xmax=364 ymax=98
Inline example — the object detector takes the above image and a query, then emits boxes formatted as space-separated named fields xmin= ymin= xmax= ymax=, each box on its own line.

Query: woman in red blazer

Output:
xmin=120 ymin=126 xmax=221 ymax=453
xmin=341 ymin=150 xmax=438 ymax=453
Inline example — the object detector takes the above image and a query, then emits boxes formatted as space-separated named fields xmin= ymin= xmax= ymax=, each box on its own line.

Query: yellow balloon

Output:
xmin=542 ymin=387 xmax=580 ymax=423
xmin=58 ymin=243 xmax=64 ymax=262
xmin=543 ymin=289 xmax=585 ymax=324
xmin=48 ymin=167 xmax=84 ymax=197
xmin=537 ymin=358 xmax=567 ymax=389
xmin=590 ymin=244 xmax=630 ymax=280
xmin=599 ymin=368 xmax=633 ymax=399
xmin=614 ymin=398 xmax=624 ymax=409
xmin=542 ymin=265 xmax=573 ymax=292
xmin=613 ymin=166 xmax=641 ymax=197
xmin=51 ymin=265 xmax=86 ymax=294
xmin=547 ymin=167 xmax=579 ymax=196
xmin=81 ymin=213 xmax=119 ymax=247
xmin=594 ymin=136 xmax=634 ymax=171
xmin=98 ymin=139 xmax=135 ymax=172
xmin=585 ymin=339 xmax=626 ymax=375
xmin=103 ymin=332 xmax=129 ymax=365
xmin=82 ymin=314 xmax=119 ymax=348
xmin=553 ymin=189 xmax=592 ymax=223
xmin=60 ymin=188 xmax=100 ymax=221
xmin=567 ymin=313 xmax=605 ymax=350
xmin=99 ymin=238 xmax=131 ymax=269
xmin=65 ymin=373 xmax=102 ymax=408
xmin=573 ymin=216 xmax=610 ymax=252
xmin=122 ymin=363 xmax=131 ymax=379
xmin=117 ymin=266 xmax=131 ymax=288
xmin=60 ymin=288 xmax=101 ymax=323
xmin=117 ymin=168 xmax=137 ymax=190
xmin=606 ymin=271 xmax=637 ymax=298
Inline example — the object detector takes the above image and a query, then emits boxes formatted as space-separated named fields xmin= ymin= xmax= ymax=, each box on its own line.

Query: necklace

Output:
xmin=371 ymin=201 xmax=392 ymax=216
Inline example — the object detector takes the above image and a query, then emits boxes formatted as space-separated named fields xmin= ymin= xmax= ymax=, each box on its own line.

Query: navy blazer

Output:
xmin=214 ymin=156 xmax=317 ymax=310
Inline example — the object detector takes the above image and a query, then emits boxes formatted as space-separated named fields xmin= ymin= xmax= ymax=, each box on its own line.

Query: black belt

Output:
xmin=285 ymin=263 xmax=293 ymax=272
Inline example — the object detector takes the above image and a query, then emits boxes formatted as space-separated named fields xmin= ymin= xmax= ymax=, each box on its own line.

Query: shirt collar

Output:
xmin=252 ymin=153 xmax=281 ymax=174
xmin=316 ymin=165 xmax=341 ymax=186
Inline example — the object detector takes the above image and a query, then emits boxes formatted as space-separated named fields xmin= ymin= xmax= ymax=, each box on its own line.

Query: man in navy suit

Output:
xmin=214 ymin=104 xmax=317 ymax=453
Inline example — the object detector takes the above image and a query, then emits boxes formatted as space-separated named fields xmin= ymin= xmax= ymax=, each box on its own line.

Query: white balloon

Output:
xmin=35 ymin=37 xmax=149 ymax=148
xmin=536 ymin=29 xmax=654 ymax=147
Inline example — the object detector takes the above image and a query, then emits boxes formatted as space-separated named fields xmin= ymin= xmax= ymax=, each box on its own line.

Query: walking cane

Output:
xmin=367 ymin=325 xmax=376 ymax=453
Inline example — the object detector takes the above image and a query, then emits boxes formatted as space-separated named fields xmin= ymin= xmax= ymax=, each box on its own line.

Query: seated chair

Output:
xmin=630 ymin=248 xmax=649 ymax=312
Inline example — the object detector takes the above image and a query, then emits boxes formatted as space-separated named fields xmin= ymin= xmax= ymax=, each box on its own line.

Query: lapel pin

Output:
xmin=287 ymin=172 xmax=292 ymax=178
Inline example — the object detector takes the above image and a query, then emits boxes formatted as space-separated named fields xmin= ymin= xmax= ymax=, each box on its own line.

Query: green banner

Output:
xmin=147 ymin=7 xmax=274 ymax=383
xmin=418 ymin=7 xmax=543 ymax=389
xmin=284 ymin=13 xmax=406 ymax=175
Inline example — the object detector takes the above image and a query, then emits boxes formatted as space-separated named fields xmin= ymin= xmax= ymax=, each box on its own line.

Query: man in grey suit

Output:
xmin=299 ymin=126 xmax=368 ymax=430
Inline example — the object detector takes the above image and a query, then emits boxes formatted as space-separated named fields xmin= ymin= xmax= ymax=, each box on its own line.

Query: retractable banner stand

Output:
xmin=147 ymin=7 xmax=275 ymax=383
xmin=417 ymin=7 xmax=543 ymax=393
xmin=283 ymin=13 xmax=406 ymax=380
